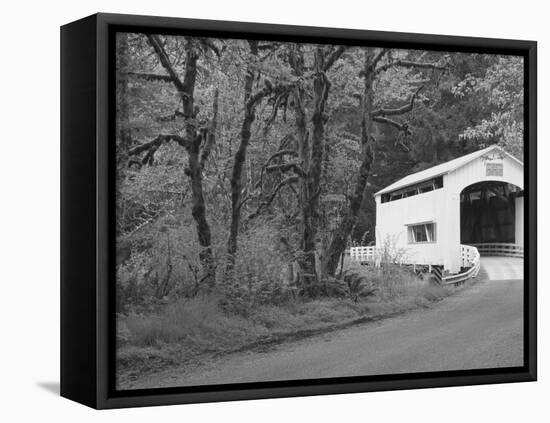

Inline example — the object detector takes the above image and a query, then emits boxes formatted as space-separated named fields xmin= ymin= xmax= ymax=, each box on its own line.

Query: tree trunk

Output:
xmin=181 ymin=43 xmax=215 ymax=288
xmin=287 ymin=45 xmax=313 ymax=287
xmin=225 ymin=41 xmax=259 ymax=280
xmin=187 ymin=137 xmax=215 ymax=288
xmin=323 ymin=49 xmax=376 ymax=277
xmin=300 ymin=49 xmax=332 ymax=286
xmin=146 ymin=35 xmax=216 ymax=288
xmin=200 ymin=88 xmax=219 ymax=170
xmin=287 ymin=46 xmax=345 ymax=291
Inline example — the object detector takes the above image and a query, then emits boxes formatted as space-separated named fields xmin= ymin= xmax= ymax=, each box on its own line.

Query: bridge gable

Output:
xmin=446 ymin=149 xmax=523 ymax=194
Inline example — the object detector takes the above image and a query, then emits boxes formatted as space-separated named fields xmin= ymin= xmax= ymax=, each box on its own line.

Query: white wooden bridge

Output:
xmin=372 ymin=145 xmax=523 ymax=276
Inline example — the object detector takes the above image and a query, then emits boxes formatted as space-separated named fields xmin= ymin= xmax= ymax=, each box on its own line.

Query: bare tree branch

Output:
xmin=396 ymin=138 xmax=411 ymax=152
xmin=265 ymin=162 xmax=306 ymax=178
xmin=128 ymin=134 xmax=189 ymax=157
xmin=371 ymin=48 xmax=388 ymax=69
xmin=246 ymin=82 xmax=274 ymax=110
xmin=248 ymin=176 xmax=299 ymax=220
xmin=146 ymin=34 xmax=187 ymax=97
xmin=266 ymin=149 xmax=299 ymax=163
xmin=372 ymin=116 xmax=410 ymax=132
xmin=323 ymin=46 xmax=347 ymax=71
xmin=375 ymin=59 xmax=447 ymax=75
xmin=371 ymin=85 xmax=424 ymax=117
xmin=258 ymin=42 xmax=280 ymax=50
xmin=236 ymin=195 xmax=252 ymax=211
xmin=264 ymin=93 xmax=286 ymax=129
xmin=125 ymin=72 xmax=173 ymax=82
xmin=255 ymin=145 xmax=299 ymax=189
xmin=199 ymin=38 xmax=221 ymax=57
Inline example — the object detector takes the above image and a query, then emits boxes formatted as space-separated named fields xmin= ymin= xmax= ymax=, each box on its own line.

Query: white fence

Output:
xmin=348 ymin=244 xmax=481 ymax=286
xmin=349 ymin=246 xmax=377 ymax=263
xmin=471 ymin=243 xmax=523 ymax=258
xmin=441 ymin=244 xmax=481 ymax=285
xmin=461 ymin=244 xmax=479 ymax=268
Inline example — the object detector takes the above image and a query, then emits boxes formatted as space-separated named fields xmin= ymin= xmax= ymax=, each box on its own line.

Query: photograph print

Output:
xmin=114 ymin=30 xmax=526 ymax=391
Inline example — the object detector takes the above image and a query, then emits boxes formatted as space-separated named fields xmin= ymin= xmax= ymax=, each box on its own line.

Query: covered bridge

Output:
xmin=361 ymin=145 xmax=523 ymax=277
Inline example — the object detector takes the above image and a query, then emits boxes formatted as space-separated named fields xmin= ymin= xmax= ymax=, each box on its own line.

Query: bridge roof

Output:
xmin=374 ymin=145 xmax=523 ymax=196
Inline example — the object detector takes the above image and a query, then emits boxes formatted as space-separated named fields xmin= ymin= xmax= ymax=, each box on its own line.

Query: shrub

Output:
xmin=219 ymin=224 xmax=295 ymax=315
xmin=321 ymin=270 xmax=377 ymax=302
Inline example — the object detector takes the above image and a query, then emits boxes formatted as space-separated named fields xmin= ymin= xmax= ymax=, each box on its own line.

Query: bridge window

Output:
xmin=408 ymin=222 xmax=436 ymax=243
xmin=381 ymin=176 xmax=443 ymax=203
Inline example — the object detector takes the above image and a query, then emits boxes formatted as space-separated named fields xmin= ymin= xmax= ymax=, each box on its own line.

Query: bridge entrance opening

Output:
xmin=460 ymin=181 xmax=523 ymax=245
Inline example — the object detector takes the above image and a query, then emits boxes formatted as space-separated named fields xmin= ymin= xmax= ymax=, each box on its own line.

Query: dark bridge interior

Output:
xmin=460 ymin=181 xmax=521 ymax=244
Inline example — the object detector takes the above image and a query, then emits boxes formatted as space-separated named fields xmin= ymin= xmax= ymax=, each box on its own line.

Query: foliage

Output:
xmin=114 ymin=32 xmax=522 ymax=318
xmin=452 ymin=56 xmax=524 ymax=160
xmin=323 ymin=269 xmax=378 ymax=302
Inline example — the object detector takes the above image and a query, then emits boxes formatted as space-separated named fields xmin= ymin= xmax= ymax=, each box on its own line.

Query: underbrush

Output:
xmin=117 ymin=264 xmax=479 ymax=384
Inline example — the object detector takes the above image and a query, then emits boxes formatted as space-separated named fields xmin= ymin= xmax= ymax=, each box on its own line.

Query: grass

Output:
xmin=117 ymin=265 xmax=481 ymax=386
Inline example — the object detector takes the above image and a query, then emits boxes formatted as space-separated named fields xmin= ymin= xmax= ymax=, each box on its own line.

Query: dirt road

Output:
xmin=127 ymin=258 xmax=524 ymax=389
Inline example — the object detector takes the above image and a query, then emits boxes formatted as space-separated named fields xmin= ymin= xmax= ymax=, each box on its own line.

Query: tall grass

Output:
xmin=342 ymin=262 xmax=453 ymax=312
xmin=123 ymin=296 xmax=267 ymax=349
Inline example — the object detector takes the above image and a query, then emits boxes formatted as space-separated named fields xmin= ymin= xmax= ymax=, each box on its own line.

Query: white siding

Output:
xmin=375 ymin=187 xmax=447 ymax=266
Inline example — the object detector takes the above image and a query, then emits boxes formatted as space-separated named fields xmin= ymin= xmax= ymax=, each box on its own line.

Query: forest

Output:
xmin=114 ymin=32 xmax=523 ymax=385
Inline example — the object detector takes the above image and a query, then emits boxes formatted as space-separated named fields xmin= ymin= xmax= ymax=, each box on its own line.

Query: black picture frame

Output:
xmin=60 ymin=12 xmax=537 ymax=409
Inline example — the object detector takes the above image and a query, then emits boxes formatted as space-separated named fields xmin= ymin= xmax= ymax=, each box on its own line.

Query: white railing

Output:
xmin=349 ymin=246 xmax=377 ymax=263
xmin=441 ymin=244 xmax=480 ymax=285
xmin=471 ymin=243 xmax=523 ymax=258
xmin=349 ymin=244 xmax=481 ymax=286
xmin=461 ymin=244 xmax=478 ymax=268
